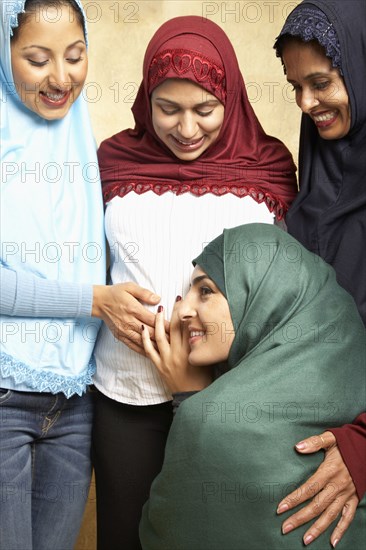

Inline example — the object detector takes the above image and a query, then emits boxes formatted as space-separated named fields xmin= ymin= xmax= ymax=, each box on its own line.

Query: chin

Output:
xmin=44 ymin=112 xmax=69 ymax=121
xmin=37 ymin=107 xmax=71 ymax=121
xmin=318 ymin=124 xmax=350 ymax=141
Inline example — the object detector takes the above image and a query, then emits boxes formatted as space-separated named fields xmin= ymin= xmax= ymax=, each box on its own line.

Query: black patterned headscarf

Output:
xmin=274 ymin=4 xmax=341 ymax=72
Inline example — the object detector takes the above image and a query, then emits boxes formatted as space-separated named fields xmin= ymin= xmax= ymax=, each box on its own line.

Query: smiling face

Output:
xmin=282 ymin=39 xmax=351 ymax=140
xmin=151 ymin=78 xmax=225 ymax=160
xmin=10 ymin=4 xmax=87 ymax=120
xmin=178 ymin=266 xmax=234 ymax=367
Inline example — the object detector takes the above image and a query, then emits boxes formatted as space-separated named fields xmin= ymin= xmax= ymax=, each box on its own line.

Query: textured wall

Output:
xmin=76 ymin=2 xmax=301 ymax=548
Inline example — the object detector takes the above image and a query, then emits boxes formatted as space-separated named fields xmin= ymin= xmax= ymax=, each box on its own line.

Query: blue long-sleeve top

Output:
xmin=1 ymin=265 xmax=93 ymax=318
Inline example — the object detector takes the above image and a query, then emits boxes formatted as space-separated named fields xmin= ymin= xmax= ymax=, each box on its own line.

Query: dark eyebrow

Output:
xmin=154 ymin=98 xmax=220 ymax=108
xmin=191 ymin=275 xmax=212 ymax=287
xmin=287 ymin=71 xmax=332 ymax=83
xmin=21 ymin=40 xmax=85 ymax=52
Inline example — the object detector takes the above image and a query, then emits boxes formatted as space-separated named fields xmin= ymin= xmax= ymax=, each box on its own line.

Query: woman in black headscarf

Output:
xmin=274 ymin=0 xmax=366 ymax=547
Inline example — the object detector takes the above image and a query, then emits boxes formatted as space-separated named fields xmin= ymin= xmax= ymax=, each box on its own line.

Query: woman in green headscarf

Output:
xmin=140 ymin=223 xmax=365 ymax=549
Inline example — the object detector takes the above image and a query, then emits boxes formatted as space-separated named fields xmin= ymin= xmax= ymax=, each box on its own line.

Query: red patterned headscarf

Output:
xmin=147 ymin=34 xmax=226 ymax=104
xmin=99 ymin=16 xmax=297 ymax=219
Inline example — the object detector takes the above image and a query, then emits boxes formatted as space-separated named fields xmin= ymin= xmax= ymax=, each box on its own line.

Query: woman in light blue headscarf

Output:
xmin=0 ymin=1 xmax=106 ymax=548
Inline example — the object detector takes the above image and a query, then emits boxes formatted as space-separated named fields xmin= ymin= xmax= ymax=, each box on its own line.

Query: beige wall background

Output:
xmin=76 ymin=1 xmax=300 ymax=548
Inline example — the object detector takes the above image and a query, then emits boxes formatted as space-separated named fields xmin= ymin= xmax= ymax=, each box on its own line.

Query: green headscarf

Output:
xmin=140 ymin=224 xmax=366 ymax=549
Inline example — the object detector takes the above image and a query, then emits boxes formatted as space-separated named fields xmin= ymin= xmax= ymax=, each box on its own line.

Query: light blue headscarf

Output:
xmin=0 ymin=0 xmax=106 ymax=396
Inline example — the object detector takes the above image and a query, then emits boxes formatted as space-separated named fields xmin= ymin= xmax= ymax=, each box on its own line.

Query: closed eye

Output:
xmin=312 ymin=81 xmax=329 ymax=91
xmin=28 ymin=59 xmax=48 ymax=67
xmin=196 ymin=109 xmax=213 ymax=117
xmin=289 ymin=83 xmax=301 ymax=92
xmin=66 ymin=57 xmax=83 ymax=64
xmin=160 ymin=107 xmax=179 ymax=115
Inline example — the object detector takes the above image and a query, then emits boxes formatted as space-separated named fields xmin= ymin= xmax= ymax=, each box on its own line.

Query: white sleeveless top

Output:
xmin=94 ymin=191 xmax=274 ymax=405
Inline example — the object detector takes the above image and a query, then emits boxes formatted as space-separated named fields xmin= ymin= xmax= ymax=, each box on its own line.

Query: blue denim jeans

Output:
xmin=0 ymin=388 xmax=94 ymax=550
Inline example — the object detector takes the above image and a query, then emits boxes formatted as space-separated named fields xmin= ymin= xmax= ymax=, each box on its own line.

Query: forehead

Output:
xmin=12 ymin=5 xmax=84 ymax=45
xmin=282 ymin=40 xmax=333 ymax=72
xmin=152 ymin=78 xmax=218 ymax=103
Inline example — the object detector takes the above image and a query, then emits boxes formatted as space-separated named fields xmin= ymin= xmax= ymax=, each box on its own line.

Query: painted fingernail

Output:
xmin=282 ymin=523 xmax=294 ymax=534
xmin=158 ymin=305 xmax=163 ymax=313
xmin=295 ymin=441 xmax=306 ymax=450
xmin=176 ymin=295 xmax=182 ymax=302
xmin=304 ymin=535 xmax=314 ymax=545
xmin=141 ymin=324 xmax=145 ymax=331
xmin=332 ymin=539 xmax=339 ymax=548
xmin=277 ymin=503 xmax=289 ymax=514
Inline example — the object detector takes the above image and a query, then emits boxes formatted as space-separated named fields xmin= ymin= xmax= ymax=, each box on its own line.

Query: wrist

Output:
xmin=92 ymin=285 xmax=109 ymax=319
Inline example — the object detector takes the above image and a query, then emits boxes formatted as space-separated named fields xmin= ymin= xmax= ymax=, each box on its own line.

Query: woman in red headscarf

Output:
xmin=91 ymin=16 xmax=297 ymax=549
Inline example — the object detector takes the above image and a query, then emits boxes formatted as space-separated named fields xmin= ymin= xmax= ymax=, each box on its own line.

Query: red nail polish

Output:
xmin=176 ymin=295 xmax=182 ymax=302
xmin=158 ymin=305 xmax=163 ymax=313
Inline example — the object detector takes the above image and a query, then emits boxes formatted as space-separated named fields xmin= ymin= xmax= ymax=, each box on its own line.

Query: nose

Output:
xmin=177 ymin=112 xmax=198 ymax=139
xmin=298 ymin=87 xmax=320 ymax=114
xmin=48 ymin=61 xmax=69 ymax=90
xmin=178 ymin=294 xmax=197 ymax=322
